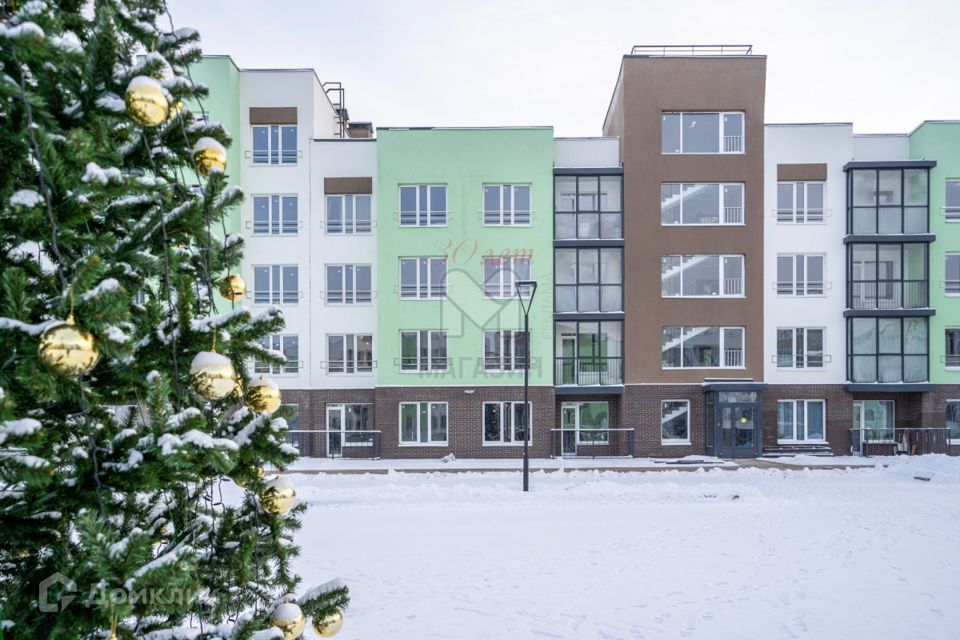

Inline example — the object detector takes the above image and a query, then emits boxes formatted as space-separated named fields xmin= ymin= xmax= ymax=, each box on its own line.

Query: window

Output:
xmin=399 ymin=402 xmax=448 ymax=445
xmin=853 ymin=400 xmax=894 ymax=441
xmin=946 ymin=180 xmax=960 ymax=221
xmin=483 ymin=401 xmax=531 ymax=445
xmin=326 ymin=264 xmax=372 ymax=304
xmin=326 ymin=194 xmax=372 ymax=234
xmin=661 ymin=400 xmax=690 ymax=444
xmin=254 ymin=335 xmax=299 ymax=375
xmin=253 ymin=265 xmax=299 ymax=304
xmin=776 ymin=254 xmax=824 ymax=296
xmin=777 ymin=182 xmax=825 ymax=223
xmin=326 ymin=403 xmax=374 ymax=447
xmin=662 ymin=112 xmax=744 ymax=154
xmin=484 ymin=184 xmax=531 ymax=225
xmin=661 ymin=254 xmax=744 ymax=298
xmin=661 ymin=327 xmax=744 ymax=369
xmin=947 ymin=401 xmax=960 ymax=442
xmin=848 ymin=317 xmax=928 ymax=383
xmin=327 ymin=334 xmax=373 ymax=374
xmin=849 ymin=244 xmax=927 ymax=310
xmin=945 ymin=328 xmax=960 ymax=368
xmin=399 ymin=185 xmax=446 ymax=226
xmin=777 ymin=400 xmax=826 ymax=442
xmin=253 ymin=195 xmax=298 ymax=234
xmin=946 ymin=254 xmax=960 ymax=295
xmin=661 ymin=183 xmax=744 ymax=225
xmin=483 ymin=256 xmax=531 ymax=298
xmin=252 ymin=124 xmax=297 ymax=165
xmin=483 ymin=330 xmax=528 ymax=371
xmin=554 ymin=175 xmax=622 ymax=240
xmin=400 ymin=330 xmax=448 ymax=371
xmin=561 ymin=401 xmax=609 ymax=444
xmin=555 ymin=320 xmax=623 ymax=385
xmin=776 ymin=328 xmax=824 ymax=369
xmin=399 ymin=257 xmax=446 ymax=299
xmin=848 ymin=167 xmax=929 ymax=234
xmin=556 ymin=248 xmax=623 ymax=312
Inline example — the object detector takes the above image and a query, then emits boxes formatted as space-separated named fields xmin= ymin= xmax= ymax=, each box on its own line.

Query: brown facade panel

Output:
xmin=324 ymin=177 xmax=373 ymax=194
xmin=249 ymin=106 xmax=298 ymax=125
xmin=777 ymin=163 xmax=828 ymax=181
xmin=602 ymin=56 xmax=767 ymax=384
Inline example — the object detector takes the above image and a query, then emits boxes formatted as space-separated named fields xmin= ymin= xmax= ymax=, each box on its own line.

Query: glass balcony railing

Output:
xmin=848 ymin=280 xmax=928 ymax=310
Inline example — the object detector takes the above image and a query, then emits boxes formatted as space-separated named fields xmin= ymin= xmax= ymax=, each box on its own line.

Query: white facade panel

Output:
xmin=851 ymin=134 xmax=909 ymax=161
xmin=554 ymin=137 xmax=620 ymax=168
xmin=764 ymin=124 xmax=852 ymax=384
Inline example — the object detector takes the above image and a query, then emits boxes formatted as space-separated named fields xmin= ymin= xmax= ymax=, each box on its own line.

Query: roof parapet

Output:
xmin=630 ymin=44 xmax=754 ymax=57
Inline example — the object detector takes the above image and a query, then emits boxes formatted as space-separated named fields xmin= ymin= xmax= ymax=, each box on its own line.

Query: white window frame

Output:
xmin=945 ymin=254 xmax=960 ymax=296
xmin=561 ymin=401 xmax=610 ymax=445
xmin=400 ymin=330 xmax=448 ymax=372
xmin=776 ymin=327 xmax=825 ymax=369
xmin=660 ymin=400 xmax=691 ymax=445
xmin=853 ymin=400 xmax=895 ymax=443
xmin=252 ymin=265 xmax=299 ymax=305
xmin=398 ymin=401 xmax=448 ymax=446
xmin=661 ymin=254 xmax=745 ymax=298
xmin=483 ymin=256 xmax=532 ymax=299
xmin=326 ymin=334 xmax=374 ymax=374
xmin=661 ymin=326 xmax=745 ymax=370
xmin=326 ymin=403 xmax=374 ymax=448
xmin=776 ymin=181 xmax=826 ymax=224
xmin=944 ymin=179 xmax=960 ymax=222
xmin=254 ymin=334 xmax=300 ymax=375
xmin=251 ymin=124 xmax=297 ymax=165
xmin=662 ymin=111 xmax=745 ymax=155
xmin=946 ymin=400 xmax=960 ymax=444
xmin=483 ymin=184 xmax=532 ymax=226
xmin=483 ymin=330 xmax=528 ymax=371
xmin=482 ymin=401 xmax=532 ymax=446
xmin=399 ymin=185 xmax=447 ymax=227
xmin=399 ymin=257 xmax=447 ymax=299
xmin=325 ymin=264 xmax=373 ymax=305
xmin=325 ymin=194 xmax=373 ymax=234
xmin=252 ymin=194 xmax=299 ymax=235
xmin=776 ymin=254 xmax=825 ymax=296
xmin=660 ymin=183 xmax=744 ymax=226
xmin=945 ymin=327 xmax=960 ymax=369
xmin=777 ymin=399 xmax=827 ymax=443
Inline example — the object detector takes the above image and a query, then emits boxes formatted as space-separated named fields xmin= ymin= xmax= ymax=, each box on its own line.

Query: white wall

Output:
xmin=851 ymin=134 xmax=909 ymax=160
xmin=763 ymin=124 xmax=852 ymax=384
xmin=309 ymin=139 xmax=378 ymax=390
xmin=554 ymin=137 xmax=620 ymax=168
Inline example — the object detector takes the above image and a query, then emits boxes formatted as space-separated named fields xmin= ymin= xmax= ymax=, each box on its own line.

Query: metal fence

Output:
xmin=850 ymin=427 xmax=950 ymax=457
xmin=549 ymin=428 xmax=635 ymax=458
xmin=286 ymin=430 xmax=382 ymax=459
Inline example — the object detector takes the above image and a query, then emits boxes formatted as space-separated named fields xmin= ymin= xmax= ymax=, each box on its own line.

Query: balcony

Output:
xmin=848 ymin=280 xmax=928 ymax=310
xmin=555 ymin=356 xmax=623 ymax=387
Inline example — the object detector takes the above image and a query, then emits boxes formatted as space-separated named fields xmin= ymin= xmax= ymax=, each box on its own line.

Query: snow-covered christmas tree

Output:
xmin=0 ymin=1 xmax=347 ymax=638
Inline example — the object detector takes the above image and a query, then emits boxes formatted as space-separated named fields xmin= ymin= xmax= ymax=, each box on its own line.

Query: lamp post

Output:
xmin=515 ymin=279 xmax=537 ymax=492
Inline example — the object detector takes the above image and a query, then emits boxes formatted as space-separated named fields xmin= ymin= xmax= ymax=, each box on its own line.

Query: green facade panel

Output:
xmin=911 ymin=122 xmax=960 ymax=383
xmin=376 ymin=128 xmax=555 ymax=387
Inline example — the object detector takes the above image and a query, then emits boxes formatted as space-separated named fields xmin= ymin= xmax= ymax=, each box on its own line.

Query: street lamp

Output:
xmin=515 ymin=279 xmax=537 ymax=492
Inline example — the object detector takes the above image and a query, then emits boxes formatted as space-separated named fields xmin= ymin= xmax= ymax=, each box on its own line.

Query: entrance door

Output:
xmin=560 ymin=404 xmax=578 ymax=455
xmin=718 ymin=404 xmax=757 ymax=457
xmin=326 ymin=405 xmax=343 ymax=457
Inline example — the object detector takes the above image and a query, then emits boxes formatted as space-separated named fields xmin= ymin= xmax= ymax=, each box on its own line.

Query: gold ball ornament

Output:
xmin=193 ymin=137 xmax=227 ymax=177
xmin=270 ymin=602 xmax=306 ymax=640
xmin=259 ymin=477 xmax=296 ymax=515
xmin=38 ymin=313 xmax=100 ymax=376
xmin=218 ymin=274 xmax=245 ymax=302
xmin=189 ymin=350 xmax=236 ymax=401
xmin=247 ymin=377 xmax=282 ymax=414
xmin=124 ymin=76 xmax=169 ymax=126
xmin=312 ymin=611 xmax=344 ymax=637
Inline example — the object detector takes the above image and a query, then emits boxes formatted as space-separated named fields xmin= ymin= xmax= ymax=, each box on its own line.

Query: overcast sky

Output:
xmin=166 ymin=0 xmax=957 ymax=137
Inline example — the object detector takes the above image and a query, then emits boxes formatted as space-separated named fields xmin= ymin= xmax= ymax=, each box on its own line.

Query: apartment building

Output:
xmin=192 ymin=49 xmax=959 ymax=460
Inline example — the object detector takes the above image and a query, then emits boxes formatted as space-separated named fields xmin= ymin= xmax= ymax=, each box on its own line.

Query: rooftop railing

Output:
xmin=630 ymin=45 xmax=754 ymax=57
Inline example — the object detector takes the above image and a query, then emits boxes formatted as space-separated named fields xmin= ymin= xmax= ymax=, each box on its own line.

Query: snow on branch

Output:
xmin=190 ymin=307 xmax=250 ymax=332
xmin=299 ymin=578 xmax=347 ymax=604
xmin=0 ymin=418 xmax=42 ymax=446
xmin=0 ymin=317 xmax=59 ymax=335
xmin=9 ymin=189 xmax=43 ymax=208
xmin=0 ymin=21 xmax=44 ymax=41
xmin=82 ymin=162 xmax=122 ymax=186
xmin=95 ymin=93 xmax=126 ymax=112
xmin=79 ymin=278 xmax=121 ymax=301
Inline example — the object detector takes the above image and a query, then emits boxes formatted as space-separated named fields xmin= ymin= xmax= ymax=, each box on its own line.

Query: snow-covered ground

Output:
xmin=286 ymin=456 xmax=960 ymax=639
xmin=284 ymin=454 xmax=737 ymax=472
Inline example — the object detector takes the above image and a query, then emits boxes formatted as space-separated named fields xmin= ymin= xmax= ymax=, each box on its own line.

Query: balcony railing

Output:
xmin=849 ymin=207 xmax=928 ymax=235
xmin=942 ymin=354 xmax=960 ymax=368
xmin=942 ymin=206 xmax=960 ymax=222
xmin=550 ymin=428 xmax=636 ymax=458
xmin=286 ymin=429 xmax=382 ymax=459
xmin=723 ymin=136 xmax=743 ymax=153
xmin=555 ymin=356 xmax=623 ymax=386
xmin=555 ymin=212 xmax=623 ymax=240
xmin=943 ymin=280 xmax=960 ymax=296
xmin=772 ymin=354 xmax=832 ymax=368
xmin=775 ymin=208 xmax=826 ymax=224
xmin=850 ymin=428 xmax=949 ymax=457
xmin=631 ymin=44 xmax=754 ymax=56
xmin=775 ymin=281 xmax=826 ymax=296
xmin=848 ymin=280 xmax=928 ymax=310
xmin=723 ymin=206 xmax=743 ymax=224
